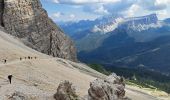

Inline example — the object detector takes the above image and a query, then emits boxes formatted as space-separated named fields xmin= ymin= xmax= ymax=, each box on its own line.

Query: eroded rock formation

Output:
xmin=54 ymin=81 xmax=80 ymax=100
xmin=54 ymin=74 xmax=127 ymax=100
xmin=88 ymin=73 xmax=126 ymax=100
xmin=0 ymin=0 xmax=77 ymax=61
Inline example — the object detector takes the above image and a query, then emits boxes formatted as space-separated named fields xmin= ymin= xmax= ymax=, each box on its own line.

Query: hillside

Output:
xmin=78 ymin=29 xmax=170 ymax=75
xmin=0 ymin=28 xmax=104 ymax=99
xmin=0 ymin=27 xmax=168 ymax=99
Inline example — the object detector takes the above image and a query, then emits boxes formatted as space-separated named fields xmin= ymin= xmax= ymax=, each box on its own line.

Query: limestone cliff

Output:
xmin=0 ymin=0 xmax=77 ymax=61
xmin=0 ymin=0 xmax=4 ymax=26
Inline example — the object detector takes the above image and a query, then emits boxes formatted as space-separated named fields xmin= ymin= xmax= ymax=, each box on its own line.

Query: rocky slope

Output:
xmin=0 ymin=28 xmax=104 ymax=99
xmin=0 ymin=0 xmax=77 ymax=61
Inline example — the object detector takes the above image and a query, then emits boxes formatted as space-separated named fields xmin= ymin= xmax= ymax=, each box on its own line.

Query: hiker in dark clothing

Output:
xmin=28 ymin=56 xmax=30 ymax=59
xmin=4 ymin=59 xmax=7 ymax=64
xmin=8 ymin=75 xmax=13 ymax=84
xmin=20 ymin=57 xmax=22 ymax=61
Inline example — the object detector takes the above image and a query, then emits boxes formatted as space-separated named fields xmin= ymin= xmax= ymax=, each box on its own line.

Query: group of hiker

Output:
xmin=21 ymin=56 xmax=37 ymax=61
xmin=2 ymin=56 xmax=37 ymax=64
xmin=2 ymin=56 xmax=38 ymax=84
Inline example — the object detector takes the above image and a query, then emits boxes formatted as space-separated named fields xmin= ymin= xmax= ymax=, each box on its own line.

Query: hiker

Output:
xmin=28 ymin=56 xmax=30 ymax=59
xmin=8 ymin=75 xmax=13 ymax=84
xmin=4 ymin=59 xmax=7 ymax=64
xmin=20 ymin=57 xmax=22 ymax=61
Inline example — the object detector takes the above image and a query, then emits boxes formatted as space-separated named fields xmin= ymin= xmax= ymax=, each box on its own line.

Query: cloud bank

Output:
xmin=51 ymin=0 xmax=121 ymax=4
xmin=42 ymin=0 xmax=170 ymax=21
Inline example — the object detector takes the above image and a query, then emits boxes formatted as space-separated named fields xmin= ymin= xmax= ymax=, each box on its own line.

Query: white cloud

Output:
xmin=52 ymin=0 xmax=59 ymax=3
xmin=124 ymin=4 xmax=141 ymax=17
xmin=50 ymin=12 xmax=78 ymax=22
xmin=94 ymin=5 xmax=109 ymax=14
xmin=156 ymin=9 xmax=168 ymax=19
xmin=70 ymin=14 xmax=76 ymax=18
xmin=43 ymin=0 xmax=170 ymax=21
xmin=155 ymin=0 xmax=170 ymax=5
xmin=51 ymin=0 xmax=121 ymax=4
xmin=51 ymin=12 xmax=62 ymax=18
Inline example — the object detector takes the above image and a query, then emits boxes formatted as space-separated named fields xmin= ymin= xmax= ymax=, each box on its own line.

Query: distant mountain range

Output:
xmin=59 ymin=14 xmax=170 ymax=75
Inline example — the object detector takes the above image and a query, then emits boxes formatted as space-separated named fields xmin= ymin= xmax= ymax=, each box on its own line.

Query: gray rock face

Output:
xmin=54 ymin=81 xmax=80 ymax=100
xmin=0 ymin=0 xmax=4 ymax=26
xmin=0 ymin=0 xmax=77 ymax=61
xmin=124 ymin=14 xmax=158 ymax=26
xmin=88 ymin=73 xmax=126 ymax=100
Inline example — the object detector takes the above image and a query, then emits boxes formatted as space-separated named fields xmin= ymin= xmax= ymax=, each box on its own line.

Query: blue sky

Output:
xmin=41 ymin=0 xmax=170 ymax=22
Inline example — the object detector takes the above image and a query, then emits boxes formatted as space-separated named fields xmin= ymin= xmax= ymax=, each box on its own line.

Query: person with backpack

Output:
xmin=8 ymin=75 xmax=13 ymax=84
xmin=4 ymin=59 xmax=7 ymax=64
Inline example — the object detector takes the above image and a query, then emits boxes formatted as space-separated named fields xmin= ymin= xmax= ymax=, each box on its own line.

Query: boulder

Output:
xmin=54 ymin=81 xmax=80 ymax=100
xmin=88 ymin=73 xmax=126 ymax=100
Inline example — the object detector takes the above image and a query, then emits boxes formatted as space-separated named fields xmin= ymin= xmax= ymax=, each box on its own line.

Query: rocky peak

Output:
xmin=125 ymin=14 xmax=158 ymax=25
xmin=164 ymin=18 xmax=170 ymax=24
xmin=0 ymin=0 xmax=77 ymax=61
xmin=92 ymin=14 xmax=159 ymax=34
xmin=119 ymin=14 xmax=160 ymax=32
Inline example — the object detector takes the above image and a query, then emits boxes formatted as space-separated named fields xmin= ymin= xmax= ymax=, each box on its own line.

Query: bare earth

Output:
xmin=0 ymin=30 xmax=169 ymax=99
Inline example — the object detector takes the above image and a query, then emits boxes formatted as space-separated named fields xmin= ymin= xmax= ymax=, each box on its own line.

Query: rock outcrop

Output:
xmin=54 ymin=74 xmax=126 ymax=100
xmin=54 ymin=81 xmax=80 ymax=100
xmin=0 ymin=0 xmax=77 ymax=61
xmin=0 ymin=0 xmax=4 ymax=26
xmin=88 ymin=73 xmax=126 ymax=100
xmin=8 ymin=91 xmax=29 ymax=100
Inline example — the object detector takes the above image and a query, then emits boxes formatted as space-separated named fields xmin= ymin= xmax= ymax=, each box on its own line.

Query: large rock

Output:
xmin=0 ymin=0 xmax=77 ymax=61
xmin=54 ymin=81 xmax=80 ymax=100
xmin=0 ymin=0 xmax=4 ymax=26
xmin=88 ymin=73 xmax=126 ymax=100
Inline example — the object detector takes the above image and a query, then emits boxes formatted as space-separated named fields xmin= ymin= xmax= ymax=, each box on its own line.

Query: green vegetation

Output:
xmin=88 ymin=64 xmax=111 ymax=75
xmin=105 ymin=66 xmax=170 ymax=93
xmin=126 ymin=80 xmax=157 ymax=90
xmin=88 ymin=64 xmax=170 ymax=93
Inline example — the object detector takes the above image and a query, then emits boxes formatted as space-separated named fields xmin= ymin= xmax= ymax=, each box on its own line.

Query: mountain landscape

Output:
xmin=0 ymin=0 xmax=170 ymax=100
xmin=60 ymin=13 xmax=170 ymax=96
xmin=60 ymin=14 xmax=170 ymax=75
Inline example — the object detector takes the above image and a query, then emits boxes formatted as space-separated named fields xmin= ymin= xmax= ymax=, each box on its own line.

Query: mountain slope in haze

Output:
xmin=61 ymin=14 xmax=170 ymax=75
xmin=60 ymin=15 xmax=125 ymax=52
xmin=60 ymin=14 xmax=166 ymax=52
xmin=0 ymin=0 xmax=77 ymax=61
xmin=79 ymin=30 xmax=170 ymax=74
